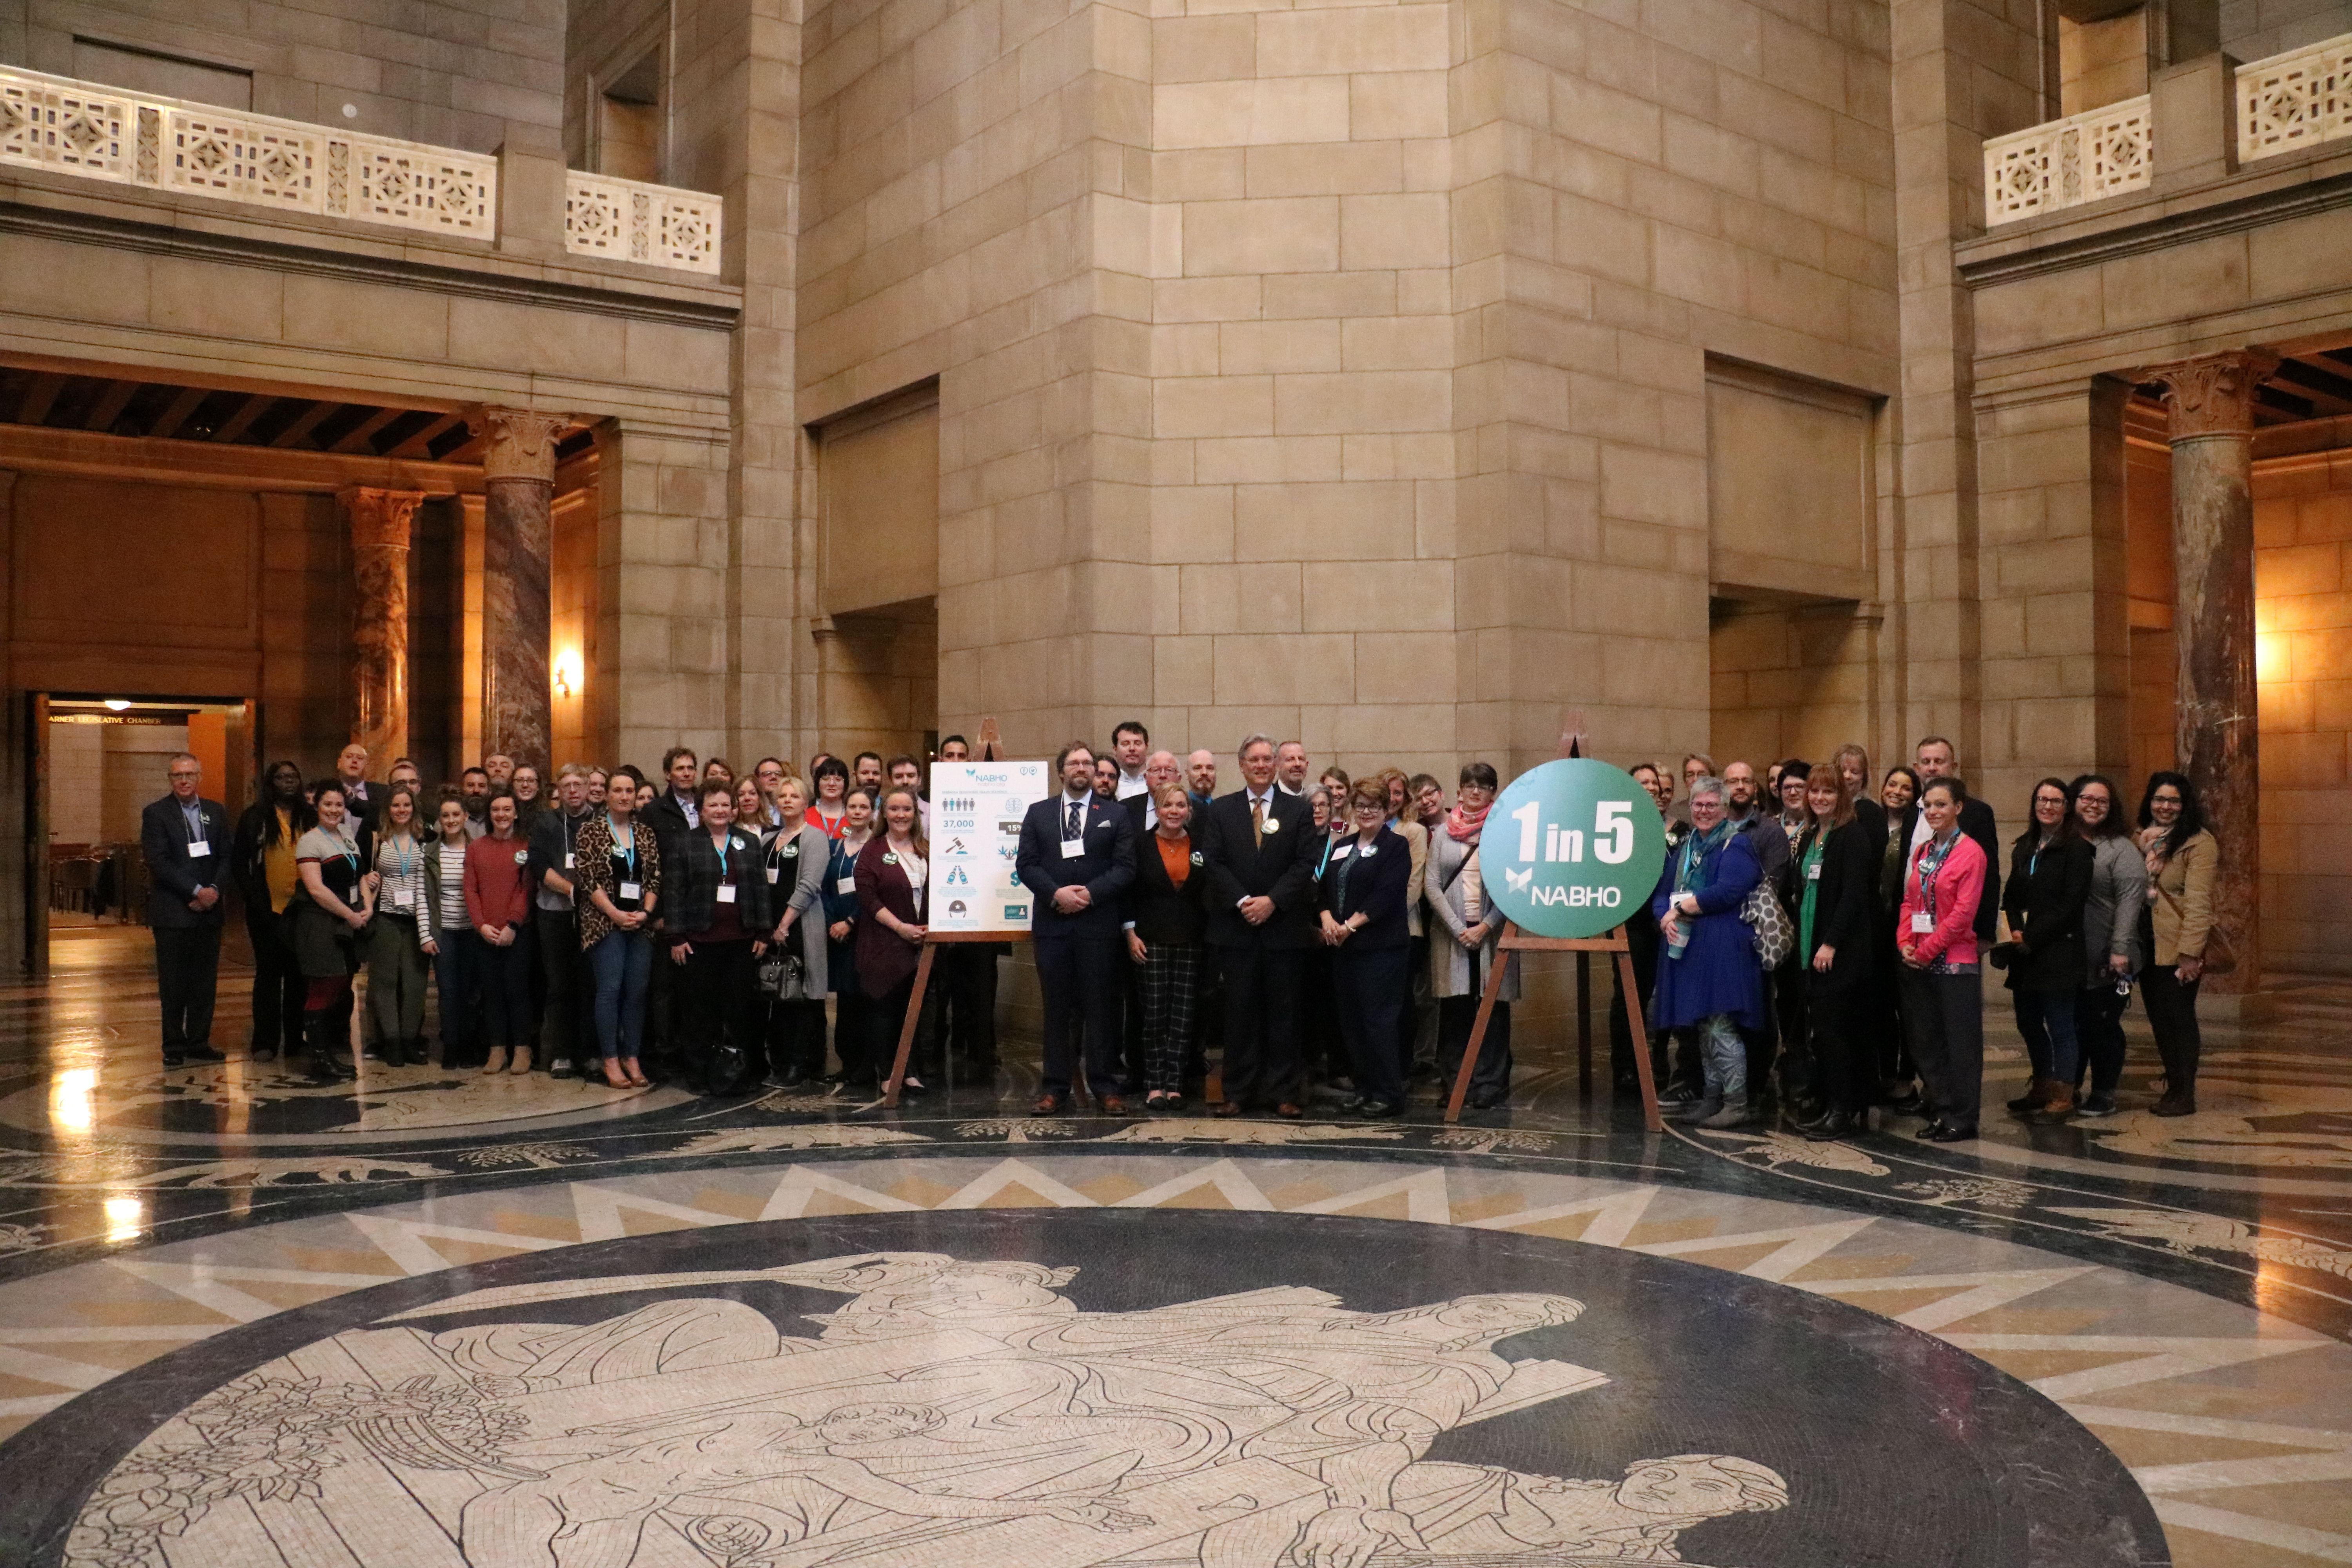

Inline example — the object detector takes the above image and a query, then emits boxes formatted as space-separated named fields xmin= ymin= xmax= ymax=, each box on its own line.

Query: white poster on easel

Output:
xmin=927 ymin=759 xmax=1051 ymax=932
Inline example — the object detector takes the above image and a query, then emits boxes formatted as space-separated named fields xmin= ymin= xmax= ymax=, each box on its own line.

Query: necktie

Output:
xmin=1067 ymin=800 xmax=1081 ymax=840
xmin=1251 ymin=796 xmax=1265 ymax=850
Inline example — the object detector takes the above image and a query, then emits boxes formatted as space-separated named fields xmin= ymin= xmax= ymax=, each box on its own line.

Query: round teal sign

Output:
xmin=1481 ymin=759 xmax=1669 ymax=939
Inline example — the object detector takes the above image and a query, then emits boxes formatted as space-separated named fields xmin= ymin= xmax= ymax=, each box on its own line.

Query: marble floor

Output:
xmin=2 ymin=929 xmax=2350 ymax=1567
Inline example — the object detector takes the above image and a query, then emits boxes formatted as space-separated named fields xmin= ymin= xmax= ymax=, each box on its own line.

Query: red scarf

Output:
xmin=1445 ymin=801 xmax=1490 ymax=842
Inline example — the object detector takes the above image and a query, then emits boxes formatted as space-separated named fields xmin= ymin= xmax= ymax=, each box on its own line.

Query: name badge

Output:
xmin=836 ymin=875 xmax=857 ymax=895
xmin=1807 ymin=862 xmax=1821 ymax=880
xmin=1330 ymin=844 xmax=1353 ymax=860
xmin=1911 ymin=911 xmax=1935 ymax=933
xmin=385 ymin=887 xmax=411 ymax=908
xmin=513 ymin=850 xmax=529 ymax=866
xmin=1060 ymin=839 xmax=1085 ymax=859
xmin=1261 ymin=815 xmax=1279 ymax=833
xmin=717 ymin=884 xmax=738 ymax=904
xmin=619 ymin=880 xmax=642 ymax=900
xmin=186 ymin=838 xmax=210 ymax=858
xmin=564 ymin=852 xmax=576 ymax=870
xmin=766 ymin=866 xmax=780 ymax=884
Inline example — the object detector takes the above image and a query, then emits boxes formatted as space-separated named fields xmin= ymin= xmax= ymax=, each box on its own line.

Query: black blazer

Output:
xmin=1893 ymin=796 xmax=2002 ymax=940
xmin=1015 ymin=792 xmax=1136 ymax=942
xmin=332 ymin=779 xmax=381 ymax=862
xmin=1319 ymin=827 xmax=1411 ymax=951
xmin=1198 ymin=788 xmax=1321 ymax=949
xmin=1126 ymin=829 xmax=1208 ymax=946
xmin=2001 ymin=832 xmax=2092 ymax=992
xmin=1796 ymin=818 xmax=1877 ymax=993
xmin=142 ymin=795 xmax=230 ymax=929
xmin=1851 ymin=795 xmax=1888 ymax=855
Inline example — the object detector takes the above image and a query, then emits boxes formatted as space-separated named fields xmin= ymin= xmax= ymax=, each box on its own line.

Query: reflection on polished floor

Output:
xmin=2 ymin=931 xmax=2350 ymax=1567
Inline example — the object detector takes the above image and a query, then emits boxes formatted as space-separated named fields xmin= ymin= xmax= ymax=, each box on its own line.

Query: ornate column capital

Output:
xmin=2140 ymin=350 xmax=2281 ymax=439
xmin=466 ymin=407 xmax=571 ymax=483
xmin=338 ymin=487 xmax=425 ymax=551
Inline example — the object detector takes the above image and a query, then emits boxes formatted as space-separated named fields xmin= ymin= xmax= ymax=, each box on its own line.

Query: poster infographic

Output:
xmin=927 ymin=759 xmax=1051 ymax=933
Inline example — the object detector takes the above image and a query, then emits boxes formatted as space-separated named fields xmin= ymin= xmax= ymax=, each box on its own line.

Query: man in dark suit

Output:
xmin=1197 ymin=732 xmax=1321 ymax=1117
xmin=142 ymin=753 xmax=231 ymax=1067
xmin=1894 ymin=736 xmax=2001 ymax=941
xmin=1016 ymin=742 xmax=1137 ymax=1114
xmin=330 ymin=742 xmax=380 ymax=859
xmin=639 ymin=746 xmax=701 ymax=1072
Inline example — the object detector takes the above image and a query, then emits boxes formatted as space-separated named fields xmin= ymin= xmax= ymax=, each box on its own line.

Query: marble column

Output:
xmin=340 ymin=486 xmax=424 ymax=769
xmin=466 ymin=407 xmax=568 ymax=768
xmin=2143 ymin=349 xmax=2278 ymax=994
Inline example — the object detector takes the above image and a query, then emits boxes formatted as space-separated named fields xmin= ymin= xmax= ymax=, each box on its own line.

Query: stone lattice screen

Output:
xmin=0 ymin=64 xmax=495 ymax=237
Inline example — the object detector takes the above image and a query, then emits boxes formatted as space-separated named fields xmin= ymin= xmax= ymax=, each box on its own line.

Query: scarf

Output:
xmin=1445 ymin=801 xmax=1490 ymax=843
xmin=1673 ymin=819 xmax=1733 ymax=895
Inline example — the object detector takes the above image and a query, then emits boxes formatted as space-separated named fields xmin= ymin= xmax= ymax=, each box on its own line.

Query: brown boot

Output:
xmin=2024 ymin=1081 xmax=2076 ymax=1124
xmin=2005 ymin=1078 xmax=2052 ymax=1116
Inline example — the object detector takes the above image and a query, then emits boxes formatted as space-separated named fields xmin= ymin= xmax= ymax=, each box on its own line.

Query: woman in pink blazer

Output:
xmin=1896 ymin=775 xmax=1989 ymax=1142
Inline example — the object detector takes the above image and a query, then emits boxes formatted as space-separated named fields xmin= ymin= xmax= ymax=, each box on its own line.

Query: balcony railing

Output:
xmin=0 ymin=63 xmax=724 ymax=275
xmin=1985 ymin=30 xmax=2352 ymax=226
xmin=1984 ymin=97 xmax=2153 ymax=224
xmin=564 ymin=170 xmax=720 ymax=276
xmin=2238 ymin=32 xmax=2352 ymax=163
xmin=0 ymin=64 xmax=495 ymax=237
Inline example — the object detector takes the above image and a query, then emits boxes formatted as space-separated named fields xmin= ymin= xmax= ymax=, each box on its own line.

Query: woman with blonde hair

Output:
xmin=1377 ymin=765 xmax=1434 ymax=1080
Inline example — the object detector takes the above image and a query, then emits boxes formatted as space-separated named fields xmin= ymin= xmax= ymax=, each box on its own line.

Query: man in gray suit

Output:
xmin=141 ymin=753 xmax=231 ymax=1067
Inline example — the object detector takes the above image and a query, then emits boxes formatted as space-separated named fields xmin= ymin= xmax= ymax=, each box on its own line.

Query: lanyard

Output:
xmin=382 ymin=834 xmax=416 ymax=879
xmin=1917 ymin=833 xmax=1958 ymax=924
xmin=709 ymin=830 xmax=735 ymax=888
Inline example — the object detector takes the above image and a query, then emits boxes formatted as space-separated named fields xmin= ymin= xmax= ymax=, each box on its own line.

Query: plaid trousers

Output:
xmin=1136 ymin=942 xmax=1202 ymax=1093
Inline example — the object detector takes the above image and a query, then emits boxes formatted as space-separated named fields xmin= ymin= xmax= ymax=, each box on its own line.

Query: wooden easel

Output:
xmin=1443 ymin=923 xmax=1661 ymax=1131
xmin=880 ymin=715 xmax=1024 ymax=1109
xmin=881 ymin=931 xmax=1026 ymax=1107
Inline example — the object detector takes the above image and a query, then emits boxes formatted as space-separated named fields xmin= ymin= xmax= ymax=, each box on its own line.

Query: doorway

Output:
xmin=31 ymin=693 xmax=253 ymax=978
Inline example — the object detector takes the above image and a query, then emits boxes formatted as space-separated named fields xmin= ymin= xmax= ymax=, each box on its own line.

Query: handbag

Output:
xmin=1740 ymin=881 xmax=1794 ymax=969
xmin=2152 ymin=881 xmax=2235 ymax=976
xmin=759 ymin=950 xmax=807 ymax=1000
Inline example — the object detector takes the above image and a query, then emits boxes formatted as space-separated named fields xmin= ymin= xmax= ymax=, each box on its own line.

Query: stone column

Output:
xmin=2142 ymin=350 xmax=2278 ymax=994
xmin=466 ymin=407 xmax=568 ymax=768
xmin=340 ymin=487 xmax=424 ymax=769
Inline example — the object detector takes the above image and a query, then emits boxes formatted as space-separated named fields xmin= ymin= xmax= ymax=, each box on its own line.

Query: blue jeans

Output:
xmin=588 ymin=931 xmax=653 ymax=1062
xmin=2014 ymin=988 xmax=2081 ymax=1087
xmin=1698 ymin=1013 xmax=1746 ymax=1101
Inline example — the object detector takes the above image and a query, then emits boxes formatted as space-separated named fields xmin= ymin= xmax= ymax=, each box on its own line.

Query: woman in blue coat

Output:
xmin=1650 ymin=776 xmax=1765 ymax=1128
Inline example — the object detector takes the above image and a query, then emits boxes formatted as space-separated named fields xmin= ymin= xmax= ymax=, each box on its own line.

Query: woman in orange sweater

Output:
xmin=463 ymin=791 xmax=537 ymax=1074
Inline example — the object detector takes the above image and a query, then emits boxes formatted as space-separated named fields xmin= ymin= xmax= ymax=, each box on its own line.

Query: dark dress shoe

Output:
xmin=1357 ymin=1098 xmax=1403 ymax=1118
xmin=2150 ymin=1089 xmax=2197 ymax=1117
xmin=182 ymin=1044 xmax=226 ymax=1063
xmin=1917 ymin=1120 xmax=1978 ymax=1142
xmin=1802 ymin=1109 xmax=1857 ymax=1141
xmin=161 ymin=1051 xmax=185 ymax=1069
xmin=1274 ymin=1102 xmax=1305 ymax=1120
xmin=251 ymin=1045 xmax=278 ymax=1063
xmin=1879 ymin=1089 xmax=1925 ymax=1114
xmin=779 ymin=1065 xmax=811 ymax=1087
xmin=1212 ymin=1101 xmax=1244 ymax=1118
xmin=1033 ymin=1092 xmax=1068 ymax=1114
xmin=1466 ymin=1087 xmax=1504 ymax=1111
xmin=1098 ymin=1095 xmax=1132 ymax=1116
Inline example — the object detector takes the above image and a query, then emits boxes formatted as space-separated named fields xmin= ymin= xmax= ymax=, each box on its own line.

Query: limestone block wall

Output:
xmin=1140 ymin=0 xmax=1456 ymax=782
xmin=2253 ymin=447 xmax=2352 ymax=976
xmin=1452 ymin=0 xmax=1900 ymax=778
xmin=595 ymin=421 xmax=735 ymax=768
xmin=1 ymin=0 xmax=564 ymax=152
xmin=797 ymin=0 xmax=1905 ymax=783
xmin=2222 ymin=0 xmax=2352 ymax=62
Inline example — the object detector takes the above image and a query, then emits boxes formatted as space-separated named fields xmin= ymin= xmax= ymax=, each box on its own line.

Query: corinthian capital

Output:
xmin=466 ymin=407 xmax=572 ymax=482
xmin=339 ymin=487 xmax=424 ymax=551
xmin=2140 ymin=350 xmax=2281 ymax=440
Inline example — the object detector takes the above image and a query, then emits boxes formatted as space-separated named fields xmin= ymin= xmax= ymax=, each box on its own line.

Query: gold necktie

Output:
xmin=1252 ymin=797 xmax=1265 ymax=849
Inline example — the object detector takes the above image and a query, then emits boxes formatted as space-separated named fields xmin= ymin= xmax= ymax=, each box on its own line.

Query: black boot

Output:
xmin=301 ymin=1011 xmax=339 ymax=1083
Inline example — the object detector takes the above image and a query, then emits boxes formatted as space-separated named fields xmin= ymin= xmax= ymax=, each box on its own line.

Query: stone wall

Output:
xmin=2221 ymin=0 xmax=2352 ymax=61
xmin=2 ymin=0 xmax=564 ymax=152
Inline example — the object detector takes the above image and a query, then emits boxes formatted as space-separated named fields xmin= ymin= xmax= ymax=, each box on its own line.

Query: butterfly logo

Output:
xmin=1503 ymin=866 xmax=1534 ymax=894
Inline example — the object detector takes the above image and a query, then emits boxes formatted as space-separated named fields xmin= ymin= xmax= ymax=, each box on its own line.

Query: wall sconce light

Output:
xmin=102 ymin=699 xmax=130 ymax=711
xmin=553 ymin=650 xmax=580 ymax=701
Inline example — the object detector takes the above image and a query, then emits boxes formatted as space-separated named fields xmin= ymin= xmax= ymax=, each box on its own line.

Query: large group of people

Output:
xmin=136 ymin=726 xmax=2222 ymax=1140
xmin=1619 ymin=741 xmax=2219 ymax=1142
